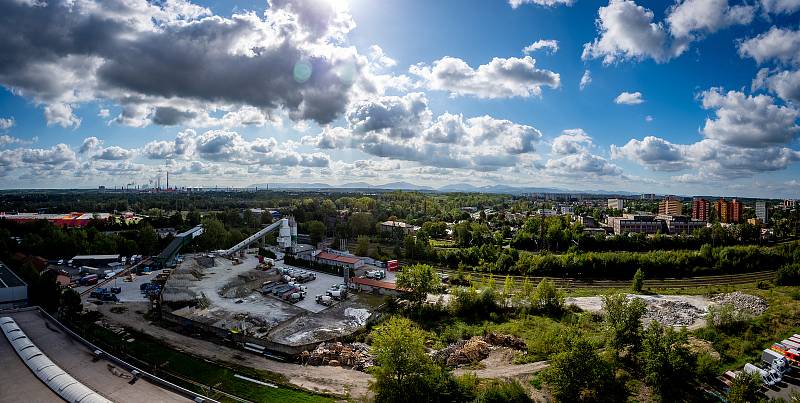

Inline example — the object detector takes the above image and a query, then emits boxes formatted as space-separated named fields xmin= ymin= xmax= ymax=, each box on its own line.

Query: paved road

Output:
xmin=8 ymin=309 xmax=190 ymax=403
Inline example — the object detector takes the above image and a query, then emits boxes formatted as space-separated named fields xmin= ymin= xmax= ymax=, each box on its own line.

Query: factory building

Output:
xmin=69 ymin=254 xmax=121 ymax=268
xmin=0 ymin=212 xmax=111 ymax=228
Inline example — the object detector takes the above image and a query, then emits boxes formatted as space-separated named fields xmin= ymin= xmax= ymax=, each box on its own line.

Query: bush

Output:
xmin=632 ymin=268 xmax=644 ymax=292
xmin=530 ymin=279 xmax=564 ymax=316
xmin=475 ymin=380 xmax=531 ymax=403
xmin=707 ymin=303 xmax=751 ymax=331
xmin=776 ymin=263 xmax=800 ymax=285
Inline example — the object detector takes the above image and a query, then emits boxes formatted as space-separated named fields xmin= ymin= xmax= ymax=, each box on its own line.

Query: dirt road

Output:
xmin=453 ymin=347 xmax=548 ymax=379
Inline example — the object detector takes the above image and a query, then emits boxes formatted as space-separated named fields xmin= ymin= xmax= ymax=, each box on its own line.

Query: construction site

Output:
xmin=160 ymin=253 xmax=380 ymax=354
xmin=89 ymin=217 xmax=381 ymax=358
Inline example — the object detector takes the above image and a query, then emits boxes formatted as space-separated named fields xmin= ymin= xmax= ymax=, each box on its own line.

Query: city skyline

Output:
xmin=1 ymin=0 xmax=800 ymax=197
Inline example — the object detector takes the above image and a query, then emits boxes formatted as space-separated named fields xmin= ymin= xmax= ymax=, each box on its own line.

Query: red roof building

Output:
xmin=315 ymin=251 xmax=365 ymax=269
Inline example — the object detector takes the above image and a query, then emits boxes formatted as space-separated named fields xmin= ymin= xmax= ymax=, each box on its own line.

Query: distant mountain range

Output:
xmin=249 ymin=181 xmax=639 ymax=196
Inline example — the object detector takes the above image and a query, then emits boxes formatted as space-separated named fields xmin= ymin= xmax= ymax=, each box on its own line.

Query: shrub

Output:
xmin=475 ymin=380 xmax=531 ymax=403
xmin=632 ymin=268 xmax=644 ymax=292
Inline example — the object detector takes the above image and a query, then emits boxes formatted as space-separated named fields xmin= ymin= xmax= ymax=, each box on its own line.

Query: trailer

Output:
xmin=781 ymin=339 xmax=800 ymax=350
xmin=78 ymin=274 xmax=98 ymax=286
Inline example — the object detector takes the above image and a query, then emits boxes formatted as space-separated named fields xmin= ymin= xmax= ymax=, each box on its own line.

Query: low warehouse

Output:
xmin=0 ymin=262 xmax=27 ymax=309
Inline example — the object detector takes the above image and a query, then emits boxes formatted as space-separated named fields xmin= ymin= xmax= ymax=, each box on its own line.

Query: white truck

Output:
xmin=762 ymin=349 xmax=790 ymax=375
xmin=365 ymin=269 xmax=386 ymax=280
xmin=744 ymin=363 xmax=781 ymax=387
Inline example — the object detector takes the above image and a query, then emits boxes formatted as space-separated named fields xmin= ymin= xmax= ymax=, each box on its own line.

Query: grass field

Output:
xmin=72 ymin=318 xmax=334 ymax=403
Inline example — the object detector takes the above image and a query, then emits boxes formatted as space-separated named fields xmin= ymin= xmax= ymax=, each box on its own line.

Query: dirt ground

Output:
xmin=453 ymin=347 xmax=548 ymax=379
xmin=99 ymin=302 xmax=373 ymax=398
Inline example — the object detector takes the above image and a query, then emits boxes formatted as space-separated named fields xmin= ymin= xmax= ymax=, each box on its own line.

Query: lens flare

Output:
xmin=293 ymin=59 xmax=312 ymax=83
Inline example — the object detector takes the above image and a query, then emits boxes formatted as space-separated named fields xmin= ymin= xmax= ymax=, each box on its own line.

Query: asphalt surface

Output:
xmin=6 ymin=309 xmax=190 ymax=403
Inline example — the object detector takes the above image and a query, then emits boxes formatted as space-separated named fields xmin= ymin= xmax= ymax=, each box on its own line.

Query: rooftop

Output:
xmin=351 ymin=277 xmax=399 ymax=290
xmin=316 ymin=251 xmax=362 ymax=265
xmin=0 ymin=263 xmax=26 ymax=289
xmin=71 ymin=254 xmax=120 ymax=260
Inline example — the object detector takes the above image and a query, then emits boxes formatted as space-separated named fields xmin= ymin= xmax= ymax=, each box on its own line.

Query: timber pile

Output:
xmin=301 ymin=341 xmax=373 ymax=371
xmin=433 ymin=333 xmax=528 ymax=367
xmin=445 ymin=337 xmax=491 ymax=366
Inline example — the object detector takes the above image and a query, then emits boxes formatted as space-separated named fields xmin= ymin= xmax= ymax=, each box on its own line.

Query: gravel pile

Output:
xmin=640 ymin=299 xmax=706 ymax=327
xmin=710 ymin=292 xmax=768 ymax=316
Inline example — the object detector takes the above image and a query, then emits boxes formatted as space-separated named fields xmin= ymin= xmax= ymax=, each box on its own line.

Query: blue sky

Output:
xmin=1 ymin=0 xmax=799 ymax=197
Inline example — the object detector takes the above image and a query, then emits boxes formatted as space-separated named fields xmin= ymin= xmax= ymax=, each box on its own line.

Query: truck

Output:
xmin=79 ymin=274 xmax=99 ymax=286
xmin=365 ymin=270 xmax=386 ymax=280
xmin=326 ymin=288 xmax=347 ymax=301
xmin=762 ymin=349 xmax=789 ymax=374
xmin=744 ymin=363 xmax=780 ymax=387
xmin=90 ymin=288 xmax=109 ymax=298
xmin=771 ymin=343 xmax=800 ymax=364
xmin=316 ymin=294 xmax=333 ymax=306
xmin=100 ymin=293 xmax=119 ymax=302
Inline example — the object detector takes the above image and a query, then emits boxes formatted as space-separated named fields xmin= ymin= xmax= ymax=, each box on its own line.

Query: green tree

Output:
xmin=198 ymin=218 xmax=227 ymax=250
xmin=396 ymin=264 xmax=440 ymax=306
xmin=602 ymin=294 xmax=646 ymax=351
xmin=632 ymin=268 xmax=644 ymax=292
xmin=727 ymin=370 xmax=760 ymax=403
xmin=530 ymin=279 xmax=563 ymax=315
xmin=306 ymin=220 xmax=326 ymax=244
xmin=501 ymin=275 xmax=513 ymax=308
xmin=542 ymin=334 xmax=625 ymax=402
xmin=137 ymin=223 xmax=159 ymax=255
xmin=60 ymin=288 xmax=83 ymax=319
xmin=640 ymin=322 xmax=697 ymax=401
xmin=356 ymin=235 xmax=370 ymax=256
xmin=349 ymin=212 xmax=375 ymax=236
xmin=370 ymin=316 xmax=439 ymax=403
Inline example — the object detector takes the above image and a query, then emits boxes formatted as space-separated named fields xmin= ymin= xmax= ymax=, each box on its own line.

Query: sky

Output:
xmin=1 ymin=0 xmax=800 ymax=197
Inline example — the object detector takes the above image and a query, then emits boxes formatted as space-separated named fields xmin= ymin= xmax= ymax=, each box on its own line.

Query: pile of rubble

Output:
xmin=483 ymin=332 xmax=527 ymax=350
xmin=711 ymin=292 xmax=768 ymax=316
xmin=433 ymin=333 xmax=527 ymax=367
xmin=301 ymin=342 xmax=373 ymax=371
xmin=640 ymin=299 xmax=706 ymax=327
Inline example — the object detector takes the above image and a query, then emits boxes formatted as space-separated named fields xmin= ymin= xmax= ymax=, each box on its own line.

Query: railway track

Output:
xmin=432 ymin=266 xmax=777 ymax=290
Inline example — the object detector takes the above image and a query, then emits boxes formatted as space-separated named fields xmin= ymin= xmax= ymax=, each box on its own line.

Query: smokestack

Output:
xmin=166 ymin=171 xmax=169 ymax=189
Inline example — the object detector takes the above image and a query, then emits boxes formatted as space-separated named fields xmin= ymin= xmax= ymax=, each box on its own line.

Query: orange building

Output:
xmin=730 ymin=199 xmax=742 ymax=223
xmin=692 ymin=198 xmax=710 ymax=221
xmin=716 ymin=199 xmax=730 ymax=223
